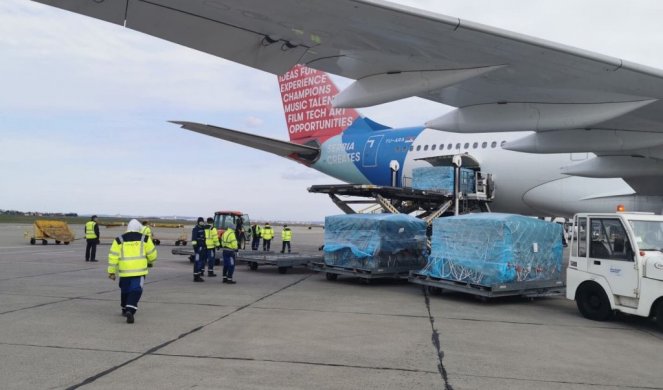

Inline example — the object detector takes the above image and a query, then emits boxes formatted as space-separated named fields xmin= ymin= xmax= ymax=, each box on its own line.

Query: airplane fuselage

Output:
xmin=312 ymin=126 xmax=663 ymax=217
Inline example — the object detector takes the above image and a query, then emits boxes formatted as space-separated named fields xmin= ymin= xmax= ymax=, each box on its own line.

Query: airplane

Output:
xmin=29 ymin=1 xmax=663 ymax=217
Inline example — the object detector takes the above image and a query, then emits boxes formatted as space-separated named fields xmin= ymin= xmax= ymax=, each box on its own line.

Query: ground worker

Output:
xmin=236 ymin=216 xmax=246 ymax=249
xmin=221 ymin=223 xmax=238 ymax=284
xmin=84 ymin=215 xmax=100 ymax=262
xmin=191 ymin=217 xmax=207 ymax=282
xmin=140 ymin=221 xmax=152 ymax=238
xmin=262 ymin=222 xmax=274 ymax=251
xmin=251 ymin=223 xmax=261 ymax=250
xmin=281 ymin=224 xmax=293 ymax=253
xmin=204 ymin=217 xmax=220 ymax=277
xmin=107 ymin=219 xmax=157 ymax=324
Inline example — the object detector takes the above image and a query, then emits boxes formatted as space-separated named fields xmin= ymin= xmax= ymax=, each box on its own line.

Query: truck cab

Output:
xmin=213 ymin=211 xmax=251 ymax=248
xmin=566 ymin=212 xmax=663 ymax=329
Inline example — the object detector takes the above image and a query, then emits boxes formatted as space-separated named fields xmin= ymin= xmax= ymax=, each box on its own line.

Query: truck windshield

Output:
xmin=629 ymin=220 xmax=663 ymax=251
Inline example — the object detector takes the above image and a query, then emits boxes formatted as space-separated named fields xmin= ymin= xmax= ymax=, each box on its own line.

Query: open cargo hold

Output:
xmin=411 ymin=213 xmax=564 ymax=296
xmin=411 ymin=166 xmax=475 ymax=194
xmin=321 ymin=214 xmax=428 ymax=279
xmin=28 ymin=220 xmax=75 ymax=245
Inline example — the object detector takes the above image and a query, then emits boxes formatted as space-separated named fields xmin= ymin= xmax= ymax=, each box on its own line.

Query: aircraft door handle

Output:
xmin=593 ymin=260 xmax=601 ymax=265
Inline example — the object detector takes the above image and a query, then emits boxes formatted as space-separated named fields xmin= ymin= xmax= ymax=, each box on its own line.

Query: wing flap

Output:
xmin=170 ymin=121 xmax=319 ymax=161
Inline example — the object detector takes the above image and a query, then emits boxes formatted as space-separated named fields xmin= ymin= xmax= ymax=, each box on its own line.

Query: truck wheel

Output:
xmin=655 ymin=301 xmax=663 ymax=331
xmin=325 ymin=272 xmax=338 ymax=281
xmin=278 ymin=266 xmax=288 ymax=274
xmin=249 ymin=262 xmax=258 ymax=271
xmin=576 ymin=283 xmax=612 ymax=321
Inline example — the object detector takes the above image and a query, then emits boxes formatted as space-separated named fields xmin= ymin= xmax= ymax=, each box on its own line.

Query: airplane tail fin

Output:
xmin=278 ymin=65 xmax=388 ymax=146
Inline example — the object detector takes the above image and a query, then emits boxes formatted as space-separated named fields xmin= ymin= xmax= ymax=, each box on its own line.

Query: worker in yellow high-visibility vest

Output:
xmin=84 ymin=215 xmax=100 ymax=262
xmin=221 ymin=224 xmax=238 ymax=284
xmin=108 ymin=219 xmax=157 ymax=324
xmin=280 ymin=225 xmax=293 ymax=253
xmin=261 ymin=223 xmax=274 ymax=251
xmin=204 ymin=217 xmax=221 ymax=277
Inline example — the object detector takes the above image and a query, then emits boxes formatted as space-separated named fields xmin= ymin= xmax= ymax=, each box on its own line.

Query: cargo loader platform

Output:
xmin=408 ymin=271 xmax=566 ymax=299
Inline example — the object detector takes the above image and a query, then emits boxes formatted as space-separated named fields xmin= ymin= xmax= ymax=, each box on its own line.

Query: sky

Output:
xmin=2 ymin=0 xmax=663 ymax=221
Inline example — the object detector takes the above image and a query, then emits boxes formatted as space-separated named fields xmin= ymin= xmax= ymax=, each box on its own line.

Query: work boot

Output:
xmin=194 ymin=275 xmax=205 ymax=282
xmin=207 ymin=271 xmax=217 ymax=277
xmin=121 ymin=308 xmax=128 ymax=317
xmin=90 ymin=260 xmax=98 ymax=262
xmin=226 ymin=279 xmax=236 ymax=284
xmin=126 ymin=312 xmax=134 ymax=324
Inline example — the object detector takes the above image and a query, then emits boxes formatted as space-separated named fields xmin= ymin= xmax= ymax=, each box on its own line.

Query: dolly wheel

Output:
xmin=325 ymin=272 xmax=338 ymax=281
xmin=30 ymin=238 xmax=36 ymax=245
xmin=249 ymin=262 xmax=259 ymax=271
xmin=576 ymin=283 xmax=612 ymax=321
xmin=42 ymin=240 xmax=47 ymax=245
xmin=175 ymin=240 xmax=180 ymax=246
xmin=154 ymin=239 xmax=161 ymax=246
xmin=64 ymin=242 xmax=70 ymax=245
xmin=55 ymin=240 xmax=61 ymax=245
xmin=278 ymin=266 xmax=288 ymax=274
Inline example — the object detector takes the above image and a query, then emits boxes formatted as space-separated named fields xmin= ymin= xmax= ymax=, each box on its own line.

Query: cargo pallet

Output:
xmin=238 ymin=253 xmax=323 ymax=274
xmin=408 ymin=271 xmax=566 ymax=299
xmin=309 ymin=261 xmax=412 ymax=283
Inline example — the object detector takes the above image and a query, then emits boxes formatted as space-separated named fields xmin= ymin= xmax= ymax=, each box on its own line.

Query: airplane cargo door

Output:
xmin=362 ymin=135 xmax=384 ymax=168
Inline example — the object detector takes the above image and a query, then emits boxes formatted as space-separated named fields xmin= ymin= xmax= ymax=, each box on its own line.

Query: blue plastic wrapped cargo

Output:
xmin=324 ymin=214 xmax=428 ymax=273
xmin=420 ymin=213 xmax=563 ymax=286
xmin=411 ymin=166 xmax=475 ymax=193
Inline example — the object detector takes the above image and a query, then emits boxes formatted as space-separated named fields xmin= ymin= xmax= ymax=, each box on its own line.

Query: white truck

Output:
xmin=566 ymin=212 xmax=663 ymax=329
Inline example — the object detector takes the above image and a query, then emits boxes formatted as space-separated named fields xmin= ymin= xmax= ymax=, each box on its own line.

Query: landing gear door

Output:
xmin=587 ymin=218 xmax=639 ymax=299
xmin=362 ymin=135 xmax=384 ymax=168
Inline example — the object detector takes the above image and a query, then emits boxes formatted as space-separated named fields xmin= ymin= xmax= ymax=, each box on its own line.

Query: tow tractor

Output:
xmin=566 ymin=212 xmax=663 ymax=329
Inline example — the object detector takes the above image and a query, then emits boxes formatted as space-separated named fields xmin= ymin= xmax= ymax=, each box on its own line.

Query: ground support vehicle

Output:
xmin=238 ymin=252 xmax=322 ymax=274
xmin=566 ymin=212 xmax=663 ymax=329
xmin=26 ymin=220 xmax=75 ymax=245
xmin=309 ymin=261 xmax=413 ymax=283
xmin=214 ymin=211 xmax=251 ymax=249
xmin=409 ymin=271 xmax=565 ymax=299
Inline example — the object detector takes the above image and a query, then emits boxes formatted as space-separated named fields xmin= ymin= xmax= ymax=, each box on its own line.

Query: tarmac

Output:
xmin=1 ymin=223 xmax=662 ymax=390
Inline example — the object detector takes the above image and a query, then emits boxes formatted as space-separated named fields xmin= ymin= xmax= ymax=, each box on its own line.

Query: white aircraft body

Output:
xmin=30 ymin=1 xmax=663 ymax=216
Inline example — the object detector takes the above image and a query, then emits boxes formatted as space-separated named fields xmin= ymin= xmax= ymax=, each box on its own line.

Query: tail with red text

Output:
xmin=278 ymin=65 xmax=389 ymax=147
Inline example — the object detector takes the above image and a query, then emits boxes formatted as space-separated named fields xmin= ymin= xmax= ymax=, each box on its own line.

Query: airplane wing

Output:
xmin=170 ymin=121 xmax=320 ymax=162
xmin=32 ymin=1 xmax=663 ymax=185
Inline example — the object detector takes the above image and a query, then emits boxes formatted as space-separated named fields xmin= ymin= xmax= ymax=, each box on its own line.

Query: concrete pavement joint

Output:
xmin=0 ymin=298 xmax=74 ymax=315
xmin=424 ymin=288 xmax=453 ymax=390
xmin=65 ymin=274 xmax=313 ymax=390
xmin=0 ymin=266 xmax=99 ymax=281
xmin=0 ymin=341 xmax=142 ymax=356
xmin=451 ymin=372 xmax=663 ymax=389
xmin=251 ymin=305 xmax=430 ymax=319
xmin=152 ymin=352 xmax=439 ymax=374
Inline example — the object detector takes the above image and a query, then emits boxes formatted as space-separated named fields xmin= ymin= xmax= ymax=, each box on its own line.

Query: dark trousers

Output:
xmin=263 ymin=239 xmax=271 ymax=251
xmin=85 ymin=239 xmax=97 ymax=261
xmin=251 ymin=236 xmax=260 ymax=250
xmin=205 ymin=248 xmax=215 ymax=271
xmin=281 ymin=241 xmax=291 ymax=253
xmin=222 ymin=250 xmax=236 ymax=279
xmin=120 ymin=276 xmax=144 ymax=314
xmin=194 ymin=247 xmax=208 ymax=276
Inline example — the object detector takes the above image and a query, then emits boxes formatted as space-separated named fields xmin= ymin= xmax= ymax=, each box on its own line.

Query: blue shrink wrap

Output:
xmin=411 ymin=166 xmax=475 ymax=193
xmin=421 ymin=213 xmax=563 ymax=286
xmin=324 ymin=214 xmax=428 ymax=272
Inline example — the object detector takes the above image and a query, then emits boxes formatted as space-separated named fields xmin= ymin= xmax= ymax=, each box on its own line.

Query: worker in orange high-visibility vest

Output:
xmin=108 ymin=219 xmax=157 ymax=324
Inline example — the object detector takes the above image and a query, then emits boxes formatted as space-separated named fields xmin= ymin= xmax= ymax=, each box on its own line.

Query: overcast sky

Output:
xmin=1 ymin=0 xmax=663 ymax=221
